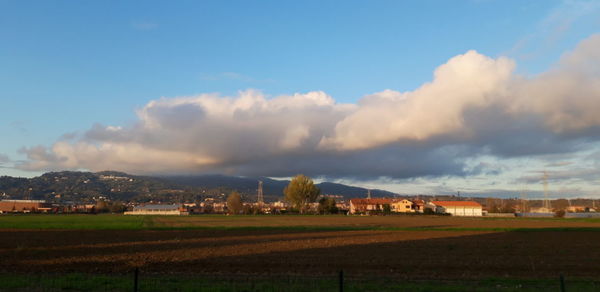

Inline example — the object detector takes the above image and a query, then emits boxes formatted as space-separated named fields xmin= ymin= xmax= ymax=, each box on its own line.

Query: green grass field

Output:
xmin=0 ymin=214 xmax=149 ymax=229
xmin=1 ymin=213 xmax=599 ymax=231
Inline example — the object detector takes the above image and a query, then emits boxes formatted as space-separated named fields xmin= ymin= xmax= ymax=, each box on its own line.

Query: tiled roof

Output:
xmin=350 ymin=198 xmax=408 ymax=205
xmin=431 ymin=201 xmax=482 ymax=207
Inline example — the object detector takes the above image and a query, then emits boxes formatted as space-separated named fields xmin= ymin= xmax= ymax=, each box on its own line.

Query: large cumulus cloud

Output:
xmin=17 ymin=34 xmax=600 ymax=180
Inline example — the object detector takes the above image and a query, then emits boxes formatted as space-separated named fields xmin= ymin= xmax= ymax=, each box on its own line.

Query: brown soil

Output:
xmin=2 ymin=228 xmax=600 ymax=279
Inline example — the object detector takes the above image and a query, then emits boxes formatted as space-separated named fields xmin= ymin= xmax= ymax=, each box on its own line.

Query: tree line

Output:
xmin=226 ymin=174 xmax=338 ymax=215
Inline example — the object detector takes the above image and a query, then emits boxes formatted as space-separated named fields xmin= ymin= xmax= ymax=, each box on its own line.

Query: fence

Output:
xmin=1 ymin=269 xmax=596 ymax=292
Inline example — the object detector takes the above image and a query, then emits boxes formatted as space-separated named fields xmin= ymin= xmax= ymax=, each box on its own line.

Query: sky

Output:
xmin=2 ymin=0 xmax=600 ymax=198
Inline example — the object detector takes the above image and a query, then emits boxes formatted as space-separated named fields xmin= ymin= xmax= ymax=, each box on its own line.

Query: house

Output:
xmin=350 ymin=198 xmax=390 ymax=214
xmin=335 ymin=201 xmax=350 ymax=213
xmin=124 ymin=204 xmax=189 ymax=215
xmin=390 ymin=199 xmax=415 ymax=213
xmin=427 ymin=201 xmax=483 ymax=216
xmin=349 ymin=198 xmax=415 ymax=214
xmin=411 ymin=199 xmax=426 ymax=213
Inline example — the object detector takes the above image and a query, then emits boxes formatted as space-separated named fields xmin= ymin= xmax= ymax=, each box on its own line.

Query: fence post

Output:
xmin=560 ymin=274 xmax=565 ymax=292
xmin=133 ymin=267 xmax=139 ymax=292
xmin=339 ymin=270 xmax=344 ymax=292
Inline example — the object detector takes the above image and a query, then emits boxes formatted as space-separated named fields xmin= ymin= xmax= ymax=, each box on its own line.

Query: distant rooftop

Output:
xmin=0 ymin=199 xmax=46 ymax=203
xmin=431 ymin=201 xmax=481 ymax=207
xmin=133 ymin=204 xmax=180 ymax=211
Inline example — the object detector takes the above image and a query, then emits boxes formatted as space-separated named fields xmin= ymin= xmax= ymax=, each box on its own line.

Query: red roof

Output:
xmin=350 ymin=198 xmax=399 ymax=205
xmin=432 ymin=201 xmax=481 ymax=207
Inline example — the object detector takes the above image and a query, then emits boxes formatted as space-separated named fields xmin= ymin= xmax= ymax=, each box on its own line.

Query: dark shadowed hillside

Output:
xmin=0 ymin=171 xmax=397 ymax=203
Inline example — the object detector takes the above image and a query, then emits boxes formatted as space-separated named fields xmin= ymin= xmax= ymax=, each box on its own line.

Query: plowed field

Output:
xmin=1 ymin=214 xmax=600 ymax=280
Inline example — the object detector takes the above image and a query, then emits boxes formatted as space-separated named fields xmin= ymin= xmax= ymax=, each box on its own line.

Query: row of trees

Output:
xmin=226 ymin=174 xmax=331 ymax=214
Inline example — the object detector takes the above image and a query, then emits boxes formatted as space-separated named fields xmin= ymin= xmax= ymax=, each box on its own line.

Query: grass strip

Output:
xmin=0 ymin=273 xmax=598 ymax=292
xmin=1 ymin=214 xmax=599 ymax=232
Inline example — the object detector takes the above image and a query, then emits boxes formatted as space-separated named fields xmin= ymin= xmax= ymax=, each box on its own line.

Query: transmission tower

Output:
xmin=519 ymin=188 xmax=528 ymax=212
xmin=543 ymin=171 xmax=550 ymax=210
xmin=257 ymin=180 xmax=264 ymax=204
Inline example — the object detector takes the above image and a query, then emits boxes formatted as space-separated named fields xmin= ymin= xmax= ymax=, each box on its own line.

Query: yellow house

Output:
xmin=391 ymin=199 xmax=415 ymax=213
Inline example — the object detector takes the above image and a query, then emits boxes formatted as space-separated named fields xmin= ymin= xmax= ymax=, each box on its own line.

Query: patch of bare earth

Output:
xmin=2 ymin=228 xmax=600 ymax=279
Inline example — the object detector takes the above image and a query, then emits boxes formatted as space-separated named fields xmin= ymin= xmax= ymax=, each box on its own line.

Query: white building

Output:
xmin=427 ymin=201 xmax=483 ymax=216
xmin=124 ymin=204 xmax=188 ymax=215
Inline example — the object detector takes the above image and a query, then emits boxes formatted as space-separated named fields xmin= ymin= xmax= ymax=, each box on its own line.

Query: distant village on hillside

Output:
xmin=1 ymin=171 xmax=599 ymax=218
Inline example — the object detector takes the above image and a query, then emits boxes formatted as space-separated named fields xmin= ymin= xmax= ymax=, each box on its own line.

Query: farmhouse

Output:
xmin=349 ymin=198 xmax=415 ymax=214
xmin=427 ymin=201 xmax=483 ymax=216
xmin=124 ymin=204 xmax=189 ymax=215
xmin=0 ymin=200 xmax=52 ymax=213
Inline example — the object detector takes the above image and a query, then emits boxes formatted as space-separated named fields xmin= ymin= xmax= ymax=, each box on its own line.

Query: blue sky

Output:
xmin=2 ymin=0 xmax=600 ymax=197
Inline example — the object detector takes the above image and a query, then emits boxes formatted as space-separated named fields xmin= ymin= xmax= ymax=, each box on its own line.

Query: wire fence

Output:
xmin=1 ymin=269 xmax=598 ymax=292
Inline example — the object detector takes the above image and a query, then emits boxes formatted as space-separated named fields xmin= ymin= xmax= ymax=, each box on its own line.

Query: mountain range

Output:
xmin=0 ymin=171 xmax=396 ymax=203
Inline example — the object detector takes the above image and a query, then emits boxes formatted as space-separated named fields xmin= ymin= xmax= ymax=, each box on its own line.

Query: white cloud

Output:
xmin=319 ymin=50 xmax=515 ymax=150
xmin=16 ymin=34 xmax=600 ymax=187
xmin=322 ymin=34 xmax=600 ymax=151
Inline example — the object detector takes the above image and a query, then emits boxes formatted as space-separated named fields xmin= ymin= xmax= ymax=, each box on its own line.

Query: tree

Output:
xmin=95 ymin=200 xmax=109 ymax=213
xmin=227 ymin=191 xmax=243 ymax=215
xmin=382 ymin=204 xmax=391 ymax=215
xmin=318 ymin=197 xmax=338 ymax=214
xmin=109 ymin=201 xmax=126 ymax=213
xmin=284 ymin=174 xmax=320 ymax=213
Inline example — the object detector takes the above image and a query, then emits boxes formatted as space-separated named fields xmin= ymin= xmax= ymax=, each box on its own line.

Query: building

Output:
xmin=411 ymin=199 xmax=426 ymax=213
xmin=390 ymin=199 xmax=415 ymax=213
xmin=124 ymin=204 xmax=189 ymax=215
xmin=529 ymin=207 xmax=553 ymax=213
xmin=0 ymin=200 xmax=52 ymax=213
xmin=73 ymin=204 xmax=96 ymax=213
xmin=566 ymin=205 xmax=589 ymax=213
xmin=349 ymin=198 xmax=415 ymax=214
xmin=335 ymin=201 xmax=350 ymax=213
xmin=350 ymin=198 xmax=390 ymax=214
xmin=427 ymin=201 xmax=483 ymax=216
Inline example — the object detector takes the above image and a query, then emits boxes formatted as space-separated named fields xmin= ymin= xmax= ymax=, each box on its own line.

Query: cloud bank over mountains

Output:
xmin=18 ymin=34 xmax=600 ymax=183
